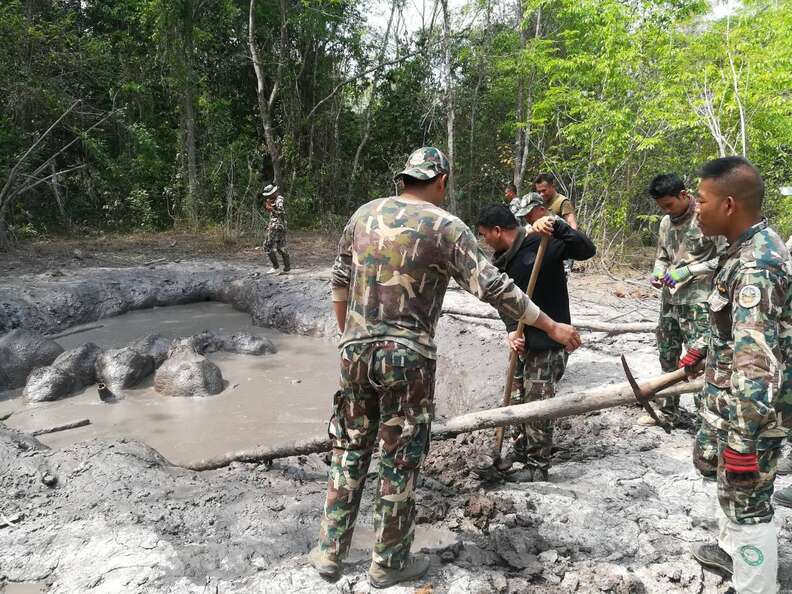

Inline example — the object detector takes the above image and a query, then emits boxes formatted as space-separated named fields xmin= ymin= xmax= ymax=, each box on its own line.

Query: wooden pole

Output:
xmin=31 ymin=418 xmax=90 ymax=436
xmin=441 ymin=308 xmax=656 ymax=335
xmin=494 ymin=234 xmax=549 ymax=456
xmin=179 ymin=375 xmax=703 ymax=471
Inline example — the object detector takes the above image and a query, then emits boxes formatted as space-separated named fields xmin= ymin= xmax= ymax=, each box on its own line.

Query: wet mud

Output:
xmin=1 ymin=262 xmax=791 ymax=593
xmin=2 ymin=303 xmax=338 ymax=462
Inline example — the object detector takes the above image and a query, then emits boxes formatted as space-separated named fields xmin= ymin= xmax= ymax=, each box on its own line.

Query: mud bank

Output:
xmin=0 ymin=262 xmax=335 ymax=337
xmin=2 ymin=262 xmax=791 ymax=593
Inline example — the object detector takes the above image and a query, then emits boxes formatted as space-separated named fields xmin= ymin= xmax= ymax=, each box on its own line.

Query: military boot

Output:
xmin=776 ymin=452 xmax=792 ymax=476
xmin=691 ymin=543 xmax=733 ymax=575
xmin=368 ymin=555 xmax=430 ymax=589
xmin=280 ymin=251 xmax=291 ymax=273
xmin=773 ymin=485 xmax=792 ymax=509
xmin=309 ymin=546 xmax=340 ymax=581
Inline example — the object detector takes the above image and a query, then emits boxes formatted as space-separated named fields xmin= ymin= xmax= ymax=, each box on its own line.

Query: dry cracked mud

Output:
xmin=1 ymin=252 xmax=791 ymax=594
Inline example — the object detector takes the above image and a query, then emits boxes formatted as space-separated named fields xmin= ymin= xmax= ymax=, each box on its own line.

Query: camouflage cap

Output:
xmin=395 ymin=147 xmax=450 ymax=181
xmin=513 ymin=192 xmax=545 ymax=217
xmin=262 ymin=184 xmax=278 ymax=197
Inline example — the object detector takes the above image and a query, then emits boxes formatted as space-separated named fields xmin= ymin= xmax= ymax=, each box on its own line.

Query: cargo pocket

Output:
xmin=391 ymin=404 xmax=433 ymax=471
xmin=327 ymin=390 xmax=346 ymax=445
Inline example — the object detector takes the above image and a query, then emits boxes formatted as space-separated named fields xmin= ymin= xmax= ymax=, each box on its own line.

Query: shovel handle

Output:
xmin=494 ymin=234 xmax=550 ymax=455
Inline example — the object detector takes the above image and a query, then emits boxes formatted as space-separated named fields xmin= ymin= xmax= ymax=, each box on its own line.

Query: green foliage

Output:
xmin=0 ymin=0 xmax=790 ymax=247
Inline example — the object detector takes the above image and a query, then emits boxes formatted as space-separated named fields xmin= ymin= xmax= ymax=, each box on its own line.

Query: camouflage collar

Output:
xmin=726 ymin=218 xmax=768 ymax=255
xmin=669 ymin=197 xmax=695 ymax=225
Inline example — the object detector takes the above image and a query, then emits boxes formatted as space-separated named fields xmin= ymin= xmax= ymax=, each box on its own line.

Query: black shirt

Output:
xmin=494 ymin=219 xmax=596 ymax=351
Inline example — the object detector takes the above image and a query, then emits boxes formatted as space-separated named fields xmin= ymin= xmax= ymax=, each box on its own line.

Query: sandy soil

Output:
xmin=1 ymin=234 xmax=790 ymax=594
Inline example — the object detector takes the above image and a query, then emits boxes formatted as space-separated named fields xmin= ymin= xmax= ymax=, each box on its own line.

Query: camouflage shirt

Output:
xmin=701 ymin=219 xmax=792 ymax=452
xmin=654 ymin=207 xmax=725 ymax=305
xmin=267 ymin=195 xmax=287 ymax=231
xmin=331 ymin=196 xmax=541 ymax=359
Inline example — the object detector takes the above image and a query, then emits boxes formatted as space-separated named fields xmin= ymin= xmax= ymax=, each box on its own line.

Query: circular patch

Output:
xmin=738 ymin=285 xmax=761 ymax=308
xmin=739 ymin=544 xmax=764 ymax=567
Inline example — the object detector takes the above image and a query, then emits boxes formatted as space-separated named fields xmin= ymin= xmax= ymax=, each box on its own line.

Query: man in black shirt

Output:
xmin=478 ymin=196 xmax=596 ymax=480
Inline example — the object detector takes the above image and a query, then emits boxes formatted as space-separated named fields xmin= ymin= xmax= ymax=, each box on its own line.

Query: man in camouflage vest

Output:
xmin=262 ymin=183 xmax=290 ymax=274
xmin=309 ymin=147 xmax=582 ymax=588
xmin=644 ymin=173 xmax=725 ymax=430
xmin=688 ymin=157 xmax=791 ymax=594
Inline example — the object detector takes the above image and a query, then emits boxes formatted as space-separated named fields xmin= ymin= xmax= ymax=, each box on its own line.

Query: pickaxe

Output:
xmin=620 ymin=355 xmax=690 ymax=434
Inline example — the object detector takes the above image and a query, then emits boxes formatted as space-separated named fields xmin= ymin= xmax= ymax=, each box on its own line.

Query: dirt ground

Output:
xmin=1 ymin=232 xmax=790 ymax=594
xmin=0 ymin=230 xmax=338 ymax=276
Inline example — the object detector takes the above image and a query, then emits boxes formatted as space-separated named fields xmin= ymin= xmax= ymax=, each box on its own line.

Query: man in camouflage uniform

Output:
xmin=688 ymin=156 xmax=791 ymax=594
xmin=503 ymin=182 xmax=530 ymax=226
xmin=262 ymin=183 xmax=290 ymax=274
xmin=643 ymin=173 xmax=725 ymax=431
xmin=310 ymin=147 xmax=582 ymax=587
xmin=478 ymin=195 xmax=596 ymax=480
xmin=772 ymin=236 xmax=792 ymax=496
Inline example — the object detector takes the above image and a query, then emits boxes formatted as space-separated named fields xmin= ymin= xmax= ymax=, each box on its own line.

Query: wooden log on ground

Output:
xmin=31 ymin=418 xmax=90 ymax=436
xmin=47 ymin=324 xmax=104 ymax=340
xmin=441 ymin=308 xmax=655 ymax=335
xmin=180 ymin=378 xmax=703 ymax=471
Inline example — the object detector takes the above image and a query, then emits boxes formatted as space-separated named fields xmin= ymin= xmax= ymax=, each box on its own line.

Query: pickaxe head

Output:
xmin=620 ymin=355 xmax=672 ymax=434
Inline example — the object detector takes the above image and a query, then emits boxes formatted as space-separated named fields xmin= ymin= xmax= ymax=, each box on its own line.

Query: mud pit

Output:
xmin=1 ymin=302 xmax=337 ymax=462
xmin=1 ymin=259 xmax=791 ymax=593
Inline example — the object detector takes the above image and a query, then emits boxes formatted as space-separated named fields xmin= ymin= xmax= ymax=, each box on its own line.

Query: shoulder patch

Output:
xmin=737 ymin=285 xmax=761 ymax=308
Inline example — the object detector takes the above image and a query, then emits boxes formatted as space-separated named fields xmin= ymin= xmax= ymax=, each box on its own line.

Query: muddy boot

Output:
xmin=472 ymin=455 xmax=503 ymax=482
xmin=773 ymin=485 xmax=792 ymax=509
xmin=368 ymin=555 xmax=430 ymax=589
xmin=691 ymin=543 xmax=733 ymax=575
xmin=533 ymin=467 xmax=549 ymax=482
xmin=309 ymin=546 xmax=340 ymax=581
xmin=776 ymin=452 xmax=792 ymax=476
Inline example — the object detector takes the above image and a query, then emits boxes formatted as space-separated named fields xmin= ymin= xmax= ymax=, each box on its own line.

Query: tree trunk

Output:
xmin=441 ymin=0 xmax=457 ymax=213
xmin=513 ymin=6 xmax=540 ymax=193
xmin=349 ymin=1 xmax=397 ymax=193
xmin=182 ymin=0 xmax=199 ymax=227
xmin=249 ymin=0 xmax=285 ymax=187
xmin=179 ymin=377 xmax=701 ymax=470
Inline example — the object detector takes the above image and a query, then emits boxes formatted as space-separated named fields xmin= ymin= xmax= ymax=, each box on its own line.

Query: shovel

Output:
xmin=489 ymin=233 xmax=550 ymax=469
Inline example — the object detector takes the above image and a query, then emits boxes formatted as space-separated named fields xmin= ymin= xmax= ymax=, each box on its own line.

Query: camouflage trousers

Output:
xmin=264 ymin=226 xmax=288 ymax=268
xmin=510 ymin=349 xmax=568 ymax=470
xmin=656 ymin=300 xmax=709 ymax=418
xmin=317 ymin=341 xmax=435 ymax=569
xmin=695 ymin=383 xmax=784 ymax=524
xmin=264 ymin=226 xmax=287 ymax=252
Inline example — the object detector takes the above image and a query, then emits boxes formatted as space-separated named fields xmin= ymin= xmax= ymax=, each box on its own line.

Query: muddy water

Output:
xmin=4 ymin=303 xmax=339 ymax=464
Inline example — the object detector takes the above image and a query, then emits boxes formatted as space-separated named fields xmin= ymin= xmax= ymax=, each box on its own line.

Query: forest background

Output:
xmin=1 ymin=0 xmax=790 ymax=258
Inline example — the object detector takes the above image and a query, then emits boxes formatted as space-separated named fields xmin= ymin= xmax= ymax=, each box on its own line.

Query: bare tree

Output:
xmin=441 ymin=0 xmax=456 ymax=213
xmin=249 ymin=0 xmax=288 ymax=188
xmin=0 ymin=101 xmax=114 ymax=249
xmin=513 ymin=4 xmax=541 ymax=194
xmin=349 ymin=0 xmax=398 ymax=191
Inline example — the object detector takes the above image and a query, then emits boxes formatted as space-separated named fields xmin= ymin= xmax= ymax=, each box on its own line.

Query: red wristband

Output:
xmin=679 ymin=347 xmax=705 ymax=368
xmin=722 ymin=448 xmax=759 ymax=474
